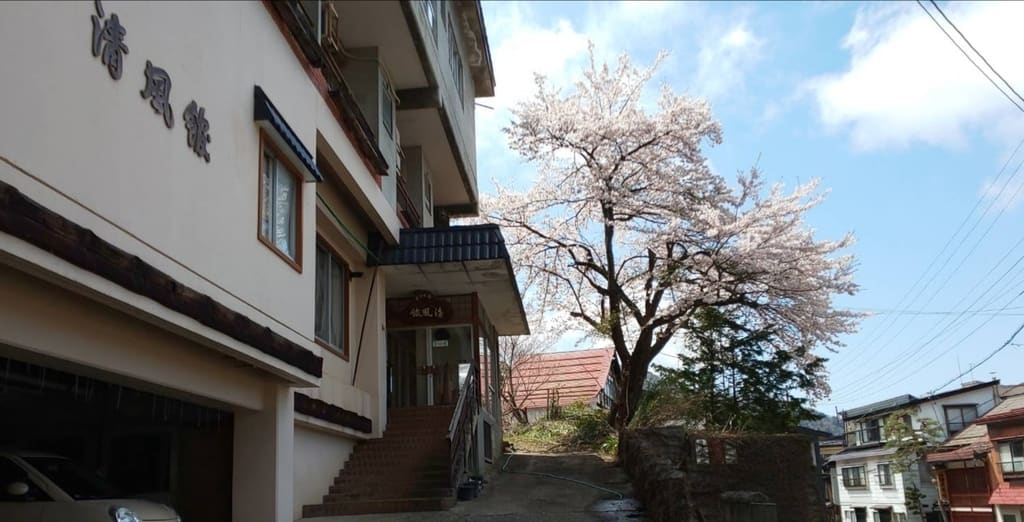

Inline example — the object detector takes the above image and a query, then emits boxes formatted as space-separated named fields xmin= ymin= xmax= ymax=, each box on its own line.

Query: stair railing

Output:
xmin=447 ymin=364 xmax=478 ymax=489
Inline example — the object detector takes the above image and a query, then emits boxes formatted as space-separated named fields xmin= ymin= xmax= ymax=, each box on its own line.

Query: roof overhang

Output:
xmin=254 ymin=85 xmax=322 ymax=182
xmin=369 ymin=225 xmax=528 ymax=335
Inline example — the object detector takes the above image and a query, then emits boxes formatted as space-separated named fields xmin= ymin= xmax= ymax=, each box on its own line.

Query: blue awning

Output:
xmin=253 ymin=85 xmax=322 ymax=182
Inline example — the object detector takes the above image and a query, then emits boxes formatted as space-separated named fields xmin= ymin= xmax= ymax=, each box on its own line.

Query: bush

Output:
xmin=505 ymin=402 xmax=617 ymax=455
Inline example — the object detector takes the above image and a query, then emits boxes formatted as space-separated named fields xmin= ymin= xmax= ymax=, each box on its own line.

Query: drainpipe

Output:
xmin=351 ymin=266 xmax=379 ymax=387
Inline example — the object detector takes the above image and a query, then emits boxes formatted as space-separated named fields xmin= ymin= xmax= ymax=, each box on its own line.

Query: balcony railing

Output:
xmin=397 ymin=173 xmax=422 ymax=228
xmin=270 ymin=1 xmax=390 ymax=178
xmin=844 ymin=427 xmax=882 ymax=446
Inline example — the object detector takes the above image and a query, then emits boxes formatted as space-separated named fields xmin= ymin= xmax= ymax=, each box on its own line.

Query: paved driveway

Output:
xmin=300 ymin=452 xmax=644 ymax=522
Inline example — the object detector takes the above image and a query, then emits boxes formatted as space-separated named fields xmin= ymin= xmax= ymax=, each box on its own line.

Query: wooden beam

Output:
xmin=295 ymin=392 xmax=372 ymax=433
xmin=0 ymin=179 xmax=323 ymax=378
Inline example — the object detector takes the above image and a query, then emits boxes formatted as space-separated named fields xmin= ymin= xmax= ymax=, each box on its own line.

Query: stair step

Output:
xmin=324 ymin=487 xmax=454 ymax=502
xmin=303 ymin=497 xmax=456 ymax=517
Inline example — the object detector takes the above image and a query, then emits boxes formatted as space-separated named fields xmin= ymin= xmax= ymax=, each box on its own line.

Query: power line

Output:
xmin=928 ymin=319 xmax=1024 ymax=394
xmin=830 ymin=233 xmax=1024 ymax=401
xmin=830 ymin=142 xmax=1024 ymax=376
xmin=928 ymin=0 xmax=1024 ymax=107
xmin=915 ymin=0 xmax=1024 ymax=113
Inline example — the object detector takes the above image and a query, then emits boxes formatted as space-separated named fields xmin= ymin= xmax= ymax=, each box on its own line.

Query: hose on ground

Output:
xmin=500 ymin=453 xmax=625 ymax=500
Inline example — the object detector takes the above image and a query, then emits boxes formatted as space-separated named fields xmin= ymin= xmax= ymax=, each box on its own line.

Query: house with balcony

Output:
xmin=928 ymin=385 xmax=1024 ymax=522
xmin=827 ymin=380 xmax=1002 ymax=522
xmin=0 ymin=1 xmax=524 ymax=521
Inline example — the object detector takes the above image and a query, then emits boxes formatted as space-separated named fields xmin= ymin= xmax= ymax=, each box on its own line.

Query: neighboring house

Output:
xmin=928 ymin=387 xmax=1024 ymax=522
xmin=0 ymin=2 xmax=526 ymax=521
xmin=504 ymin=347 xmax=618 ymax=423
xmin=827 ymin=380 xmax=1003 ymax=522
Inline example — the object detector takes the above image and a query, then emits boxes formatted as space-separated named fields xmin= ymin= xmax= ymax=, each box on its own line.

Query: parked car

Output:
xmin=0 ymin=451 xmax=180 ymax=521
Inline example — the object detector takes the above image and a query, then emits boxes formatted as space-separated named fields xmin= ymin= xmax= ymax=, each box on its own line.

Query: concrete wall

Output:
xmin=293 ymin=425 xmax=356 ymax=520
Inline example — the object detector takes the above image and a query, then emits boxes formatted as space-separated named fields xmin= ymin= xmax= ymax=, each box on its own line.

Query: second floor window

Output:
xmin=315 ymin=244 xmax=348 ymax=357
xmin=381 ymin=80 xmax=395 ymax=139
xmin=944 ymin=405 xmax=978 ymax=435
xmin=1000 ymin=439 xmax=1024 ymax=475
xmin=878 ymin=463 xmax=893 ymax=486
xmin=842 ymin=466 xmax=865 ymax=488
xmin=448 ymin=20 xmax=464 ymax=106
xmin=260 ymin=138 xmax=301 ymax=268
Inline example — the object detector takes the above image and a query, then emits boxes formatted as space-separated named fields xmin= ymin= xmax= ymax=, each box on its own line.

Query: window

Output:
xmin=259 ymin=136 xmax=302 ymax=269
xmin=0 ymin=457 xmax=49 ymax=502
xmin=1000 ymin=439 xmax=1024 ymax=475
xmin=844 ymin=510 xmax=855 ymax=522
xmin=315 ymin=244 xmax=347 ymax=357
xmin=423 ymin=0 xmax=436 ymax=43
xmin=862 ymin=418 xmax=882 ymax=443
xmin=944 ymin=405 xmax=978 ymax=434
xmin=695 ymin=439 xmax=710 ymax=464
xmin=878 ymin=463 xmax=893 ymax=487
xmin=1005 ymin=514 xmax=1019 ymax=522
xmin=448 ymin=20 xmax=464 ymax=106
xmin=894 ymin=514 xmax=907 ymax=522
xmin=842 ymin=466 xmax=866 ymax=488
xmin=381 ymin=78 xmax=395 ymax=138
xmin=424 ymin=172 xmax=433 ymax=215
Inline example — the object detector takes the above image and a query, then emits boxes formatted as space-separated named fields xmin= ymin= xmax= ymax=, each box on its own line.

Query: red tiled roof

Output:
xmin=989 ymin=483 xmax=1024 ymax=505
xmin=508 ymin=348 xmax=615 ymax=410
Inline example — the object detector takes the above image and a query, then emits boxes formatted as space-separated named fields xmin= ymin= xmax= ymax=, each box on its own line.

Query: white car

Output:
xmin=0 ymin=451 xmax=180 ymax=522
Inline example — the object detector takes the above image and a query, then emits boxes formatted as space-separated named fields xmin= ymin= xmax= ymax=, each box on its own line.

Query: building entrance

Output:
xmin=386 ymin=326 xmax=473 ymax=408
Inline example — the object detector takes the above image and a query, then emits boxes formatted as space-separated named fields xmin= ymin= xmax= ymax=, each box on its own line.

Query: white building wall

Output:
xmin=292 ymin=425 xmax=356 ymax=521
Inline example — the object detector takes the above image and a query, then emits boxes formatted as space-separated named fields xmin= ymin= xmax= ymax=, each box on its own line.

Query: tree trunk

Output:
xmin=608 ymin=354 xmax=650 ymax=432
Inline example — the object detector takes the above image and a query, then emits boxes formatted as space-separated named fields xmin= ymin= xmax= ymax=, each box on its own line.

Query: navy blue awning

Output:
xmin=369 ymin=225 xmax=530 ymax=335
xmin=254 ymin=85 xmax=322 ymax=183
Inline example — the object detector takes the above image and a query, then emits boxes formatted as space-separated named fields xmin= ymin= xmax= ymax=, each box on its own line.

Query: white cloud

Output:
xmin=810 ymin=2 xmax=1024 ymax=151
xmin=694 ymin=21 xmax=763 ymax=99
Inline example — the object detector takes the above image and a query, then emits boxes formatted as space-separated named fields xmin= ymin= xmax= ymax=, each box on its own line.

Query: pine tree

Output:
xmin=654 ymin=308 xmax=824 ymax=432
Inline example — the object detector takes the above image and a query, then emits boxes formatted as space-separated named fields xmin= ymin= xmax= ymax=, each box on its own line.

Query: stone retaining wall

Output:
xmin=620 ymin=427 xmax=823 ymax=522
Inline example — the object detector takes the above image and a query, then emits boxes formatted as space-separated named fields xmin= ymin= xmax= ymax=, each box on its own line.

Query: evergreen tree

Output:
xmin=653 ymin=307 xmax=825 ymax=432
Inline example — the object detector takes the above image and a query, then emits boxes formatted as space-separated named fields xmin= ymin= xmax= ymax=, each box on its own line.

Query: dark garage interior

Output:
xmin=0 ymin=350 xmax=234 ymax=522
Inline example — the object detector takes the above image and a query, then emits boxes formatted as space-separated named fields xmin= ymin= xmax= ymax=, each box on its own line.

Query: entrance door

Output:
xmin=855 ymin=508 xmax=867 ymax=522
xmin=386 ymin=327 xmax=474 ymax=408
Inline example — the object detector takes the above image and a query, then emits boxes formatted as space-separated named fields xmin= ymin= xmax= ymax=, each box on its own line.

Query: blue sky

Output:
xmin=476 ymin=1 xmax=1024 ymax=415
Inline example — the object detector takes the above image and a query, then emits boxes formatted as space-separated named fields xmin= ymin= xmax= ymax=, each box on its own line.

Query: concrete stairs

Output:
xmin=302 ymin=406 xmax=457 ymax=517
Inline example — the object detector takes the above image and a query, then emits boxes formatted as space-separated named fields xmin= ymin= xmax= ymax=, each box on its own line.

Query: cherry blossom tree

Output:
xmin=485 ymin=48 xmax=860 ymax=432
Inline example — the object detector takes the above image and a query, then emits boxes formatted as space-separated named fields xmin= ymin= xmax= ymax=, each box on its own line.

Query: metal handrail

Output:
xmin=447 ymin=365 xmax=478 ymax=487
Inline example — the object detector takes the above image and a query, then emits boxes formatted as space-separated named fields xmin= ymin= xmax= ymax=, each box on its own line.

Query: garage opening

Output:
xmin=0 ymin=352 xmax=233 ymax=522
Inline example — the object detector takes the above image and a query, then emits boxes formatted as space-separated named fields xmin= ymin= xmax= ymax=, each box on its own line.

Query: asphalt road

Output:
xmin=300 ymin=452 xmax=645 ymax=521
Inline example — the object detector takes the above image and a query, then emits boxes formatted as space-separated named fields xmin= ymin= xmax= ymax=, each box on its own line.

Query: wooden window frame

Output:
xmin=258 ymin=130 xmax=304 ymax=273
xmin=314 ymin=239 xmax=351 ymax=361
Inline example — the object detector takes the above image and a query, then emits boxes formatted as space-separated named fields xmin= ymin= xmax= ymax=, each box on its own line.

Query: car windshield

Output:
xmin=22 ymin=457 xmax=123 ymax=500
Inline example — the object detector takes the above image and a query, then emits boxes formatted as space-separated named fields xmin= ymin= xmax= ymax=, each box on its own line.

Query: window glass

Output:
xmin=382 ymin=81 xmax=395 ymax=138
xmin=0 ymin=457 xmax=49 ymax=502
xmin=1001 ymin=440 xmax=1024 ymax=474
xmin=878 ymin=463 xmax=893 ymax=486
xmin=261 ymin=147 xmax=299 ymax=263
xmin=315 ymin=244 xmax=346 ymax=354
xmin=23 ymin=457 xmax=119 ymax=501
